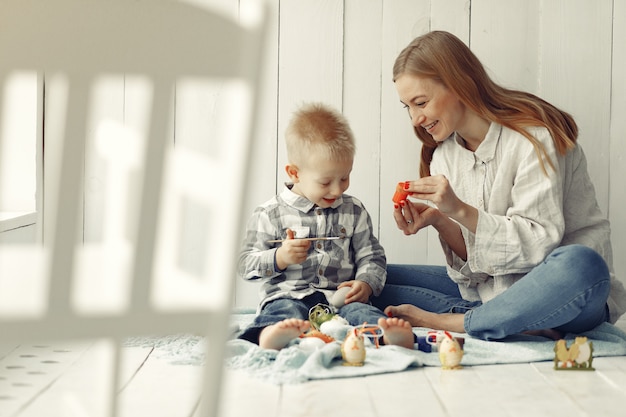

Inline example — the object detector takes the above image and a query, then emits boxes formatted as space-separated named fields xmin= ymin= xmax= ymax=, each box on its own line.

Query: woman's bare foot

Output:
xmin=384 ymin=304 xmax=466 ymax=333
xmin=378 ymin=317 xmax=415 ymax=349
xmin=259 ymin=319 xmax=310 ymax=350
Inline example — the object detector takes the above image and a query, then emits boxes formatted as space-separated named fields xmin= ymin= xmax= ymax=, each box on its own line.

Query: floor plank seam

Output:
xmin=118 ymin=346 xmax=155 ymax=393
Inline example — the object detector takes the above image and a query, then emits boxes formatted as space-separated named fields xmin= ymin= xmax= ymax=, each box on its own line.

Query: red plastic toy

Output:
xmin=392 ymin=182 xmax=410 ymax=204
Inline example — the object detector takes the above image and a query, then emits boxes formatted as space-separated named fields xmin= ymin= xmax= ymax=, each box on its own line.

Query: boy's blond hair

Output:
xmin=285 ymin=103 xmax=355 ymax=166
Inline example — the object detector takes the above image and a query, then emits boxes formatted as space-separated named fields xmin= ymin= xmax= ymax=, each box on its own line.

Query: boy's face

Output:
xmin=287 ymin=152 xmax=352 ymax=208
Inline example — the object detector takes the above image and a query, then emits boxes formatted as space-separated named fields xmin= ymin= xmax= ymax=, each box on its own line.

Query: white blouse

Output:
xmin=431 ymin=122 xmax=626 ymax=323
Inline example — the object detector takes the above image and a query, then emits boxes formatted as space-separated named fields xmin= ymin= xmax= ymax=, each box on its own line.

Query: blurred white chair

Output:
xmin=0 ymin=0 xmax=267 ymax=416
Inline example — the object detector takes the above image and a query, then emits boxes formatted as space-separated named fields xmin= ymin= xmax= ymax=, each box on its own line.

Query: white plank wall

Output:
xmin=611 ymin=0 xmax=626 ymax=288
xmin=9 ymin=0 xmax=624 ymax=310
xmin=343 ymin=0 xmax=382 ymax=232
xmin=229 ymin=0 xmax=626 ymax=309
xmin=378 ymin=0 xmax=432 ymax=266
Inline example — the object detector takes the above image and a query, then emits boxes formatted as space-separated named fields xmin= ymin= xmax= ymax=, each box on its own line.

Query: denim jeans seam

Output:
xmin=463 ymin=309 xmax=473 ymax=333
xmin=519 ymin=279 xmax=610 ymax=331
xmin=411 ymin=287 xmax=463 ymax=312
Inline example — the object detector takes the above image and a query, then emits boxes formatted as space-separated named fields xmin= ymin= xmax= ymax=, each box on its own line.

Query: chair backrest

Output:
xmin=0 ymin=0 xmax=267 ymax=416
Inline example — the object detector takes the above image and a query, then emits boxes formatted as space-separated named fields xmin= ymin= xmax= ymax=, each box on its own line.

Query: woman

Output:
xmin=373 ymin=31 xmax=626 ymax=340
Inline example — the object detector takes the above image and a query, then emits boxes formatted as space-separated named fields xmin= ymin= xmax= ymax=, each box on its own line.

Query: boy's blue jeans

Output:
xmin=372 ymin=244 xmax=611 ymax=340
xmin=238 ymin=291 xmax=387 ymax=344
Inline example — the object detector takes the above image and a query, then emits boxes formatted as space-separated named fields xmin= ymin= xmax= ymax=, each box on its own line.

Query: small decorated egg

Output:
xmin=341 ymin=328 xmax=366 ymax=366
xmin=438 ymin=331 xmax=463 ymax=370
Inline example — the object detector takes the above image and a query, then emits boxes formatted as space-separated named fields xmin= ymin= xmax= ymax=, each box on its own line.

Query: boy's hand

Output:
xmin=275 ymin=229 xmax=311 ymax=270
xmin=338 ymin=281 xmax=373 ymax=305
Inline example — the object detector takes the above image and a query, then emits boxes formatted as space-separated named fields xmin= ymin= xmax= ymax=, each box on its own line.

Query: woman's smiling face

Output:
xmin=394 ymin=73 xmax=467 ymax=143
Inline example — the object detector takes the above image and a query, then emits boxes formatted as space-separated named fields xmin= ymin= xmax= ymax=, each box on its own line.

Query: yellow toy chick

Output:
xmin=571 ymin=336 xmax=593 ymax=368
xmin=554 ymin=339 xmax=570 ymax=366
xmin=438 ymin=331 xmax=463 ymax=370
xmin=341 ymin=327 xmax=366 ymax=366
xmin=554 ymin=336 xmax=594 ymax=370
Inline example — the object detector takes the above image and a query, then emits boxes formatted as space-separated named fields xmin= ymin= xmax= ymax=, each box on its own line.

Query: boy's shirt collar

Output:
xmin=281 ymin=183 xmax=344 ymax=212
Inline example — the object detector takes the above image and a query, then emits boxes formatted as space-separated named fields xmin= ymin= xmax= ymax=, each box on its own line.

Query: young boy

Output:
xmin=237 ymin=102 xmax=413 ymax=350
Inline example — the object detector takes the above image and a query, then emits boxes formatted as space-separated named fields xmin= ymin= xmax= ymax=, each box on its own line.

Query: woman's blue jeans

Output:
xmin=372 ymin=244 xmax=610 ymax=340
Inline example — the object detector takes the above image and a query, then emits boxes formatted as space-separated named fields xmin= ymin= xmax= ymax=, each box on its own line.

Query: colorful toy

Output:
xmin=308 ymin=303 xmax=336 ymax=330
xmin=302 ymin=303 xmax=351 ymax=343
xmin=341 ymin=327 xmax=366 ymax=366
xmin=392 ymin=182 xmax=410 ymax=204
xmin=355 ymin=323 xmax=384 ymax=348
xmin=426 ymin=330 xmax=465 ymax=352
xmin=553 ymin=337 xmax=594 ymax=370
xmin=299 ymin=329 xmax=335 ymax=344
xmin=438 ymin=331 xmax=464 ymax=370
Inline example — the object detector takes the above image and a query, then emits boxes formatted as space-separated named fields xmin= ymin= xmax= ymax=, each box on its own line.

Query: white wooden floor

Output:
xmin=2 ymin=319 xmax=626 ymax=417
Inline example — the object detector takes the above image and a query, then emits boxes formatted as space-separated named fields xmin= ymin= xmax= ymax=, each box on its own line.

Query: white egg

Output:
xmin=330 ymin=286 xmax=351 ymax=308
xmin=298 ymin=337 xmax=325 ymax=352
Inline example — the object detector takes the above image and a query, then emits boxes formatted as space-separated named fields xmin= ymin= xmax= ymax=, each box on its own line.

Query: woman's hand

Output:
xmin=401 ymin=176 xmax=477 ymax=233
xmin=404 ymin=176 xmax=463 ymax=216
xmin=393 ymin=199 xmax=439 ymax=235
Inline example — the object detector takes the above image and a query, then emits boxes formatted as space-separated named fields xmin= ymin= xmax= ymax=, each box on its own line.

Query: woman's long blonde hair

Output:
xmin=393 ymin=31 xmax=578 ymax=178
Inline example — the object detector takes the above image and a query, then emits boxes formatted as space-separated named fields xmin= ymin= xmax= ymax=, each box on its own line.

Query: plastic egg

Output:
xmin=330 ymin=286 xmax=351 ymax=308
xmin=298 ymin=336 xmax=325 ymax=353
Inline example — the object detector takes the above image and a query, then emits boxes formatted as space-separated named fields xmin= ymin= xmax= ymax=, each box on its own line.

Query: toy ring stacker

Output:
xmin=392 ymin=182 xmax=410 ymax=204
xmin=355 ymin=323 xmax=384 ymax=348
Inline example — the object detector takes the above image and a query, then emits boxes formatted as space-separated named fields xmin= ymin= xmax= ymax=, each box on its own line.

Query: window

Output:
xmin=0 ymin=72 xmax=41 ymax=243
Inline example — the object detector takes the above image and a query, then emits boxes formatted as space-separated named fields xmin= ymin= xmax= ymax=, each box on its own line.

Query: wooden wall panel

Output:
xmin=234 ymin=0 xmax=281 ymax=308
xmin=539 ymin=0 xmax=612 ymax=214
xmin=379 ymin=0 xmax=469 ymax=266
xmin=610 ymin=0 xmax=626 ymax=290
xmin=237 ymin=0 xmax=280 ymax=220
xmin=276 ymin=0 xmax=344 ymax=187
xmin=470 ymin=0 xmax=541 ymax=91
xmin=428 ymin=0 xmax=470 ymax=266
xmin=378 ymin=0 xmax=431 ymax=264
xmin=234 ymin=0 xmax=625 ymax=307
xmin=343 ymin=0 xmax=383 ymax=230
xmin=431 ymin=0 xmax=470 ymax=37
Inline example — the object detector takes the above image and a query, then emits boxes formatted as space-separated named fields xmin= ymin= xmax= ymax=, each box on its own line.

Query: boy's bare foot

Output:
xmin=378 ymin=317 xmax=415 ymax=349
xmin=259 ymin=319 xmax=310 ymax=350
xmin=385 ymin=304 xmax=466 ymax=333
